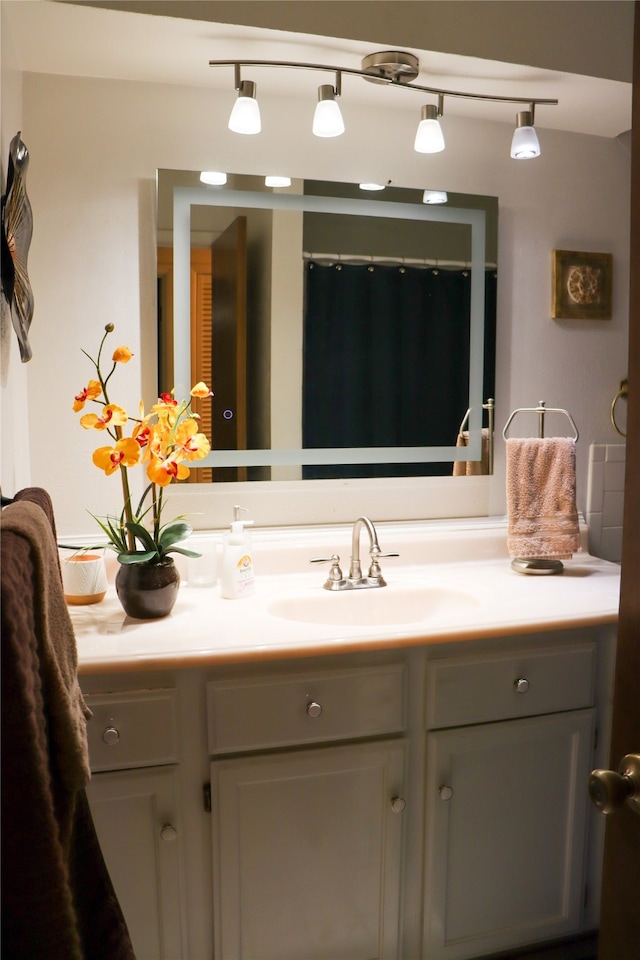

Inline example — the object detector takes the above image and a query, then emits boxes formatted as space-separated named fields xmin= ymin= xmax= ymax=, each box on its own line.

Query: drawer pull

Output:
xmin=306 ymin=701 xmax=323 ymax=719
xmin=390 ymin=796 xmax=406 ymax=813
xmin=439 ymin=785 xmax=454 ymax=802
xmin=102 ymin=725 xmax=120 ymax=745
xmin=514 ymin=678 xmax=530 ymax=694
xmin=160 ymin=823 xmax=178 ymax=842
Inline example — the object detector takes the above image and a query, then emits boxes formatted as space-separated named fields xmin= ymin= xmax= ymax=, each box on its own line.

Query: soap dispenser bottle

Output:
xmin=221 ymin=506 xmax=255 ymax=599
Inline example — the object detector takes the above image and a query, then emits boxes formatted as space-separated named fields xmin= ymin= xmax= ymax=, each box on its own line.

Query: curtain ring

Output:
xmin=610 ymin=379 xmax=628 ymax=437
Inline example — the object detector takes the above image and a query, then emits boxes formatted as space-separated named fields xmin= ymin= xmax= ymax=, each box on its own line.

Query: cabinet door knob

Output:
xmin=390 ymin=796 xmax=406 ymax=813
xmin=306 ymin=701 xmax=323 ymax=719
xmin=514 ymin=678 xmax=530 ymax=694
xmin=439 ymin=785 xmax=454 ymax=801
xmin=102 ymin=725 xmax=120 ymax=745
xmin=160 ymin=823 xmax=178 ymax=842
xmin=589 ymin=754 xmax=640 ymax=815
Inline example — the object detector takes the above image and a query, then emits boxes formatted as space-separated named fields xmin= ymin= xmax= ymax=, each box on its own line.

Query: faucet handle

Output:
xmin=367 ymin=550 xmax=399 ymax=585
xmin=311 ymin=554 xmax=348 ymax=591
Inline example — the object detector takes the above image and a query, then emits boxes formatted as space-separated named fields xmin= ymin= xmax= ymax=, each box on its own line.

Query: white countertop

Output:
xmin=71 ymin=518 xmax=621 ymax=674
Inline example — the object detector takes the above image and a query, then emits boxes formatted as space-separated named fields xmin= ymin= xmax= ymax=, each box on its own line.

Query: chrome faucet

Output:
xmin=312 ymin=516 xmax=398 ymax=591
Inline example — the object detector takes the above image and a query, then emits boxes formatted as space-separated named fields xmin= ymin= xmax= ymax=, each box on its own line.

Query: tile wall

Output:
xmin=586 ymin=443 xmax=627 ymax=562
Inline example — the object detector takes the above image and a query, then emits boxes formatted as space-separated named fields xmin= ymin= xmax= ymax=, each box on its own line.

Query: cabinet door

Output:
xmin=212 ymin=740 xmax=406 ymax=960
xmin=423 ymin=710 xmax=594 ymax=959
xmin=87 ymin=766 xmax=187 ymax=959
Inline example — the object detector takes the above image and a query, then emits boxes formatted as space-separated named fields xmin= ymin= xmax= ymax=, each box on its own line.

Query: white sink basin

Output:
xmin=267 ymin=582 xmax=480 ymax=627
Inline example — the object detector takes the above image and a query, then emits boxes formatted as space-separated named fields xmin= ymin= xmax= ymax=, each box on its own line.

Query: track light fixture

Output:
xmin=510 ymin=106 xmax=541 ymax=159
xmin=200 ymin=170 xmax=227 ymax=185
xmin=228 ymin=65 xmax=261 ymax=134
xmin=265 ymin=175 xmax=292 ymax=187
xmin=422 ymin=189 xmax=448 ymax=204
xmin=211 ymin=50 xmax=557 ymax=159
xmin=313 ymin=82 xmax=345 ymax=138
xmin=414 ymin=98 xmax=445 ymax=154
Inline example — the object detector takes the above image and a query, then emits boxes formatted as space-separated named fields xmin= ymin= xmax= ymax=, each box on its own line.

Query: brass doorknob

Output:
xmin=589 ymin=753 xmax=640 ymax=815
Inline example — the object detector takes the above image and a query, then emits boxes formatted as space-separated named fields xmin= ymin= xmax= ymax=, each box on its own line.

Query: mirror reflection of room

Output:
xmin=157 ymin=172 xmax=497 ymax=481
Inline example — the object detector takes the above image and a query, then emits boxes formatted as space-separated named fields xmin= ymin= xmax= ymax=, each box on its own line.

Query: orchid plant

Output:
xmin=73 ymin=323 xmax=212 ymax=565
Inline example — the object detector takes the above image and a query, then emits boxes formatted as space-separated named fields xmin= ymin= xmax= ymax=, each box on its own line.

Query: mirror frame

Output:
xmin=171 ymin=184 xmax=487 ymax=469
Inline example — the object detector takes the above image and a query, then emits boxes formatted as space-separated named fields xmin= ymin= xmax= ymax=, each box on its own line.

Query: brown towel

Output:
xmin=453 ymin=428 xmax=490 ymax=476
xmin=506 ymin=437 xmax=580 ymax=559
xmin=1 ymin=495 xmax=136 ymax=959
xmin=1 ymin=500 xmax=92 ymax=789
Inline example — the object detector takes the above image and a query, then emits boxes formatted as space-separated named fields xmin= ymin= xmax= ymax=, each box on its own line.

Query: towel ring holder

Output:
xmin=610 ymin=379 xmax=628 ymax=438
xmin=502 ymin=401 xmax=579 ymax=442
xmin=458 ymin=398 xmax=495 ymax=474
xmin=503 ymin=401 xmax=579 ymax=577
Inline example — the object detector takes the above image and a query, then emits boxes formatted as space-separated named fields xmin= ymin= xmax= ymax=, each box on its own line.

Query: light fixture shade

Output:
xmin=510 ymin=111 xmax=541 ymax=159
xmin=414 ymin=104 xmax=445 ymax=154
xmin=265 ymin=175 xmax=292 ymax=187
xmin=422 ymin=189 xmax=448 ymax=204
xmin=228 ymin=80 xmax=261 ymax=134
xmin=200 ymin=171 xmax=227 ymax=185
xmin=313 ymin=84 xmax=345 ymax=138
xmin=359 ymin=182 xmax=385 ymax=191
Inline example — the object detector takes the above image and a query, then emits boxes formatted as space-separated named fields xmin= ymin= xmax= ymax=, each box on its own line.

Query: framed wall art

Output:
xmin=1 ymin=131 xmax=34 ymax=361
xmin=552 ymin=249 xmax=612 ymax=320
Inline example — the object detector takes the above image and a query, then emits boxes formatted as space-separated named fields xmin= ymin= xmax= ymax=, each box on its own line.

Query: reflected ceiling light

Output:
xmin=510 ymin=108 xmax=541 ymax=159
xmin=359 ymin=182 xmax=386 ymax=191
xmin=200 ymin=170 xmax=227 ymax=185
xmin=313 ymin=83 xmax=345 ymax=138
xmin=209 ymin=51 xmax=557 ymax=158
xmin=414 ymin=100 xmax=445 ymax=154
xmin=422 ymin=189 xmax=448 ymax=204
xmin=265 ymin=175 xmax=292 ymax=187
xmin=228 ymin=77 xmax=261 ymax=134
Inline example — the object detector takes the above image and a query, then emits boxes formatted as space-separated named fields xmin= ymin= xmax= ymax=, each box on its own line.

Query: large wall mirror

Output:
xmin=157 ymin=171 xmax=497 ymax=483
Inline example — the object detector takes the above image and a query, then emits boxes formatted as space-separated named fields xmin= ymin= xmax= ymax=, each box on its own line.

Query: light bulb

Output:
xmin=265 ymin=175 xmax=292 ymax=187
xmin=200 ymin=171 xmax=227 ymax=186
xmin=359 ymin=183 xmax=385 ymax=191
xmin=414 ymin=104 xmax=445 ymax=154
xmin=422 ymin=190 xmax=448 ymax=204
xmin=510 ymin=111 xmax=541 ymax=159
xmin=228 ymin=80 xmax=261 ymax=135
xmin=312 ymin=85 xmax=345 ymax=138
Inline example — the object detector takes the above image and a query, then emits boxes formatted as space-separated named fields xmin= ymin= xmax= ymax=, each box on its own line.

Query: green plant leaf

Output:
xmin=125 ymin=521 xmax=158 ymax=555
xmin=158 ymin=521 xmax=192 ymax=550
xmin=167 ymin=545 xmax=201 ymax=559
xmin=117 ymin=551 xmax=158 ymax=564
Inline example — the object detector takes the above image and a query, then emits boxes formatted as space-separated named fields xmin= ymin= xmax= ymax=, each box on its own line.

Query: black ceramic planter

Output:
xmin=115 ymin=558 xmax=180 ymax=619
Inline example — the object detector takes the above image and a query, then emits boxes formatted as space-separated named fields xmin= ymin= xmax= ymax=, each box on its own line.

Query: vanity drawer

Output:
xmin=85 ymin=689 xmax=179 ymax=772
xmin=426 ymin=643 xmax=595 ymax=729
xmin=207 ymin=664 xmax=406 ymax=754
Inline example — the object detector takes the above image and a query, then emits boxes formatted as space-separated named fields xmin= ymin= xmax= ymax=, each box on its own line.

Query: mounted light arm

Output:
xmin=209 ymin=55 xmax=558 ymax=112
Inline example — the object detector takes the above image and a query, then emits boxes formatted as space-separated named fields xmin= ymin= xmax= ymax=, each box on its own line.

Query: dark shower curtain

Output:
xmin=302 ymin=262 xmax=497 ymax=479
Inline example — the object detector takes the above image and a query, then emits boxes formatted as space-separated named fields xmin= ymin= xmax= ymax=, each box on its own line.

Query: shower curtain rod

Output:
xmin=302 ymin=252 xmax=497 ymax=269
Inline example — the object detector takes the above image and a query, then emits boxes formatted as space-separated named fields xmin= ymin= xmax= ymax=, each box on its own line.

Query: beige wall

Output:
xmin=7 ymin=66 xmax=628 ymax=536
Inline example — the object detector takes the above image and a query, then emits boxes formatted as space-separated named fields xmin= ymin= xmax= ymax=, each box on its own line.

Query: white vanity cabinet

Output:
xmin=84 ymin=689 xmax=188 ymax=959
xmin=207 ymin=665 xmax=408 ymax=960
xmin=422 ymin=643 xmax=598 ymax=959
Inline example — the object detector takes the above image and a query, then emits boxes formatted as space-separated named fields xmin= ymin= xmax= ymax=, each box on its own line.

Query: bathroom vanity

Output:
xmin=72 ymin=519 xmax=620 ymax=960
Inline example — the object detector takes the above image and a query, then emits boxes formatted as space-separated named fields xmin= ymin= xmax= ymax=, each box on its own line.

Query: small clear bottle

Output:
xmin=220 ymin=506 xmax=255 ymax=599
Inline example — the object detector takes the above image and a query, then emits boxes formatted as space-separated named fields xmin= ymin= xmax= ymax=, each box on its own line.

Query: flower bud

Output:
xmin=105 ymin=323 xmax=115 ymax=332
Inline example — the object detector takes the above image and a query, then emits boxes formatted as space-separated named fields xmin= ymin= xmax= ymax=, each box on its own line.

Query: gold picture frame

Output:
xmin=552 ymin=249 xmax=612 ymax=320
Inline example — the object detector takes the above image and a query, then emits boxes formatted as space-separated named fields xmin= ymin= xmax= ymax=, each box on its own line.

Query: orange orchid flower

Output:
xmin=73 ymin=379 xmax=102 ymax=412
xmin=92 ymin=438 xmax=141 ymax=476
xmin=146 ymin=454 xmax=190 ymax=487
xmin=80 ymin=404 xmax=128 ymax=431
xmin=112 ymin=345 xmax=134 ymax=363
